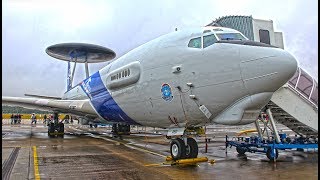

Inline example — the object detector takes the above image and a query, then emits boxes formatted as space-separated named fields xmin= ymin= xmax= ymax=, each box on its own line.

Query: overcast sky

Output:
xmin=3 ymin=0 xmax=318 ymax=97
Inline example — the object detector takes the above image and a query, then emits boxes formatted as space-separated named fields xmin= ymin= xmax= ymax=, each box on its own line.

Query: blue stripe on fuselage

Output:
xmin=80 ymin=71 xmax=139 ymax=125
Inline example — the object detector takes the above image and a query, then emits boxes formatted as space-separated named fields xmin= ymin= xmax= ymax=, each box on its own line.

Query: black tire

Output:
xmin=49 ymin=135 xmax=55 ymax=138
xmin=48 ymin=123 xmax=55 ymax=134
xmin=58 ymin=123 xmax=64 ymax=133
xmin=285 ymin=137 xmax=292 ymax=143
xmin=266 ymin=148 xmax=279 ymax=161
xmin=58 ymin=134 xmax=64 ymax=138
xmin=236 ymin=147 xmax=246 ymax=155
xmin=185 ymin=138 xmax=198 ymax=159
xmin=170 ymin=138 xmax=186 ymax=160
xmin=112 ymin=124 xmax=117 ymax=134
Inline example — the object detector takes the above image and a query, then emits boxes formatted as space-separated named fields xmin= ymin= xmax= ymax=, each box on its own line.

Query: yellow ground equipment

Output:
xmin=236 ymin=129 xmax=257 ymax=136
xmin=165 ymin=156 xmax=208 ymax=165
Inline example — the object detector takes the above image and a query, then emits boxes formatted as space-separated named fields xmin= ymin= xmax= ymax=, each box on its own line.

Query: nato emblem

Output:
xmin=161 ymin=83 xmax=173 ymax=101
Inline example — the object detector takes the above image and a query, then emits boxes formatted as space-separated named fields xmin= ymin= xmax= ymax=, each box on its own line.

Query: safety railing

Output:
xmin=286 ymin=67 xmax=318 ymax=110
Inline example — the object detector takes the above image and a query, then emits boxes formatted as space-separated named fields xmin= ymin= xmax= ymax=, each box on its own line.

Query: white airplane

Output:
xmin=3 ymin=26 xmax=297 ymax=160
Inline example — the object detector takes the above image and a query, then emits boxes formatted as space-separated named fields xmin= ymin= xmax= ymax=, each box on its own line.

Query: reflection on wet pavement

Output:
xmin=2 ymin=121 xmax=318 ymax=180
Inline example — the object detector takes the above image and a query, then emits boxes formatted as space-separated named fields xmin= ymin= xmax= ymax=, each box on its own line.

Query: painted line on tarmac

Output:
xmin=89 ymin=134 xmax=167 ymax=158
xmin=3 ymin=146 xmax=29 ymax=149
xmin=2 ymin=133 xmax=8 ymax=138
xmin=33 ymin=146 xmax=41 ymax=180
xmin=124 ymin=142 xmax=167 ymax=158
xmin=68 ymin=126 xmax=167 ymax=158
xmin=2 ymin=147 xmax=21 ymax=180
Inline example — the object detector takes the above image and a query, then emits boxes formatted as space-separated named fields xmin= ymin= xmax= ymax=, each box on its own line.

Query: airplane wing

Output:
xmin=2 ymin=96 xmax=98 ymax=118
xmin=24 ymin=93 xmax=62 ymax=100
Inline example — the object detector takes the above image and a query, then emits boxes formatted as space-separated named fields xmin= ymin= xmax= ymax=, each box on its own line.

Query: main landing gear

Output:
xmin=48 ymin=112 xmax=64 ymax=138
xmin=112 ymin=124 xmax=130 ymax=139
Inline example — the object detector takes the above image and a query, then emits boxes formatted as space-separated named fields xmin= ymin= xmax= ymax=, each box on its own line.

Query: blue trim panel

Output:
xmin=80 ymin=71 xmax=140 ymax=125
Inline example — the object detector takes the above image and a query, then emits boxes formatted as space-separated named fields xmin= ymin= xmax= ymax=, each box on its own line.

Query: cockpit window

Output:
xmin=216 ymin=33 xmax=245 ymax=41
xmin=188 ymin=37 xmax=201 ymax=48
xmin=203 ymin=34 xmax=217 ymax=48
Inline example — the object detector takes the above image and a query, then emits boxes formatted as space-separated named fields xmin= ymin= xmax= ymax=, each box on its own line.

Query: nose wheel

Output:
xmin=185 ymin=138 xmax=198 ymax=159
xmin=170 ymin=138 xmax=198 ymax=160
xmin=170 ymin=139 xmax=186 ymax=160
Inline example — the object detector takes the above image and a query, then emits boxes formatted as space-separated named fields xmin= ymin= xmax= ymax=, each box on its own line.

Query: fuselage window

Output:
xmin=188 ymin=37 xmax=201 ymax=48
xmin=216 ymin=33 xmax=245 ymax=41
xmin=203 ymin=34 xmax=217 ymax=48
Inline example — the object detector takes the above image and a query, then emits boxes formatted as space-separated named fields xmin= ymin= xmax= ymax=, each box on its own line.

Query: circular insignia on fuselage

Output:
xmin=161 ymin=83 xmax=173 ymax=101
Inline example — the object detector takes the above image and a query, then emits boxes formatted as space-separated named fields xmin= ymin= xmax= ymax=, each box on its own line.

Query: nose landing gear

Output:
xmin=170 ymin=137 xmax=199 ymax=160
xmin=170 ymin=138 xmax=186 ymax=160
xmin=185 ymin=138 xmax=199 ymax=158
xmin=167 ymin=127 xmax=203 ymax=160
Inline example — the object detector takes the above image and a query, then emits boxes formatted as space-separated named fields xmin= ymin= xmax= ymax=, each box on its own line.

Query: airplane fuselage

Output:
xmin=62 ymin=27 xmax=297 ymax=128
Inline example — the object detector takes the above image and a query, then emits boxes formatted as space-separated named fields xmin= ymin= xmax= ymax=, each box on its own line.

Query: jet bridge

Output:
xmin=268 ymin=67 xmax=318 ymax=137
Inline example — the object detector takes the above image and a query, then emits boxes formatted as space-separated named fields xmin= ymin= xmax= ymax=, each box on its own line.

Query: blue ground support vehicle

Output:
xmin=225 ymin=133 xmax=318 ymax=161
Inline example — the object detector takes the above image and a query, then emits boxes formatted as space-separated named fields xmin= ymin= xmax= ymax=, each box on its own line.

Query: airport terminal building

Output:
xmin=207 ymin=15 xmax=284 ymax=49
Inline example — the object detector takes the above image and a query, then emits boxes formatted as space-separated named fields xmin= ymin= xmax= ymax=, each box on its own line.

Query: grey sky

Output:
xmin=3 ymin=0 xmax=318 ymax=97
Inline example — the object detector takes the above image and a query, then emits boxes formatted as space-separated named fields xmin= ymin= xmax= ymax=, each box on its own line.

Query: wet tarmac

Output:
xmin=2 ymin=120 xmax=318 ymax=180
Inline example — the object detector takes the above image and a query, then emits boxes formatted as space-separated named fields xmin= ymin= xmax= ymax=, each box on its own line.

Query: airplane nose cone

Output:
xmin=240 ymin=48 xmax=298 ymax=94
xmin=274 ymin=50 xmax=298 ymax=84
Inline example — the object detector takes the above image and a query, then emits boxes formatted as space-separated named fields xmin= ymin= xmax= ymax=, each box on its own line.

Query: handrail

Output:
xmin=286 ymin=84 xmax=318 ymax=110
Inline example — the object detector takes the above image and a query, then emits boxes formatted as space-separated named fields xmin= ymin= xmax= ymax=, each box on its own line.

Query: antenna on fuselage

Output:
xmin=45 ymin=43 xmax=116 ymax=92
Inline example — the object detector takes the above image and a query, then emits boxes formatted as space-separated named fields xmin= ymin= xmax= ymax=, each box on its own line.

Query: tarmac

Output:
xmin=2 ymin=119 xmax=318 ymax=180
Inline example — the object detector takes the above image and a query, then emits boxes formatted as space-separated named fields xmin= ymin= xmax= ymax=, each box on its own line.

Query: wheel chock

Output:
xmin=174 ymin=157 xmax=208 ymax=165
xmin=166 ymin=156 xmax=173 ymax=161
xmin=209 ymin=159 xmax=215 ymax=164
xmin=165 ymin=156 xmax=209 ymax=165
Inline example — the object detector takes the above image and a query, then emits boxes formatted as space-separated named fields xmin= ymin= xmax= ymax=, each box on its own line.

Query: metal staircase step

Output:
xmin=268 ymin=101 xmax=317 ymax=137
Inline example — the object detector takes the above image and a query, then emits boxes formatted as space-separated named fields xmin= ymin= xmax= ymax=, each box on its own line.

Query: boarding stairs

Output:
xmin=268 ymin=68 xmax=318 ymax=137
